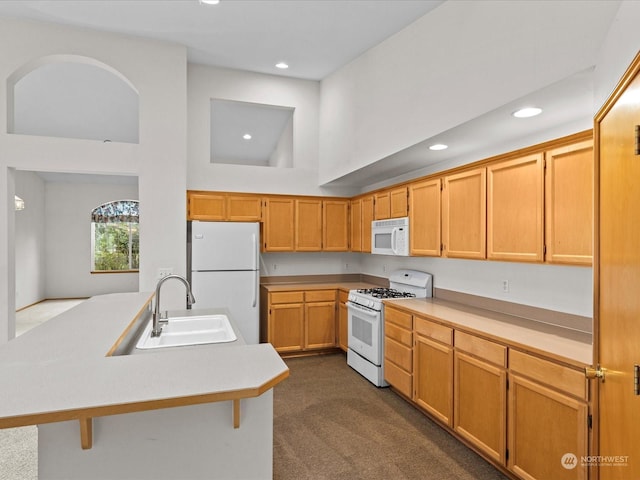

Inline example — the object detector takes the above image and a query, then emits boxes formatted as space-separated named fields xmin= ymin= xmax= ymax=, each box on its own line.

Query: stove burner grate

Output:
xmin=356 ymin=287 xmax=416 ymax=299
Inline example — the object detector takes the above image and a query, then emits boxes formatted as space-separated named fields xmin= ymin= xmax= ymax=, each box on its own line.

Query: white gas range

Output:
xmin=347 ymin=269 xmax=433 ymax=387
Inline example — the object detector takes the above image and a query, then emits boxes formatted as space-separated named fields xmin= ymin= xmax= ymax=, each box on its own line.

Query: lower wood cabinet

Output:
xmin=413 ymin=316 xmax=453 ymax=426
xmin=264 ymin=289 xmax=337 ymax=354
xmin=508 ymin=350 xmax=588 ymax=480
xmin=383 ymin=306 xmax=413 ymax=398
xmin=337 ymin=290 xmax=349 ymax=352
xmin=382 ymin=307 xmax=590 ymax=480
xmin=454 ymin=331 xmax=507 ymax=465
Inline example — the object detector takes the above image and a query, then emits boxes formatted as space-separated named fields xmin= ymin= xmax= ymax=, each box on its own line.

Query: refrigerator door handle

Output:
xmin=252 ymin=233 xmax=258 ymax=270
xmin=252 ymin=270 xmax=258 ymax=308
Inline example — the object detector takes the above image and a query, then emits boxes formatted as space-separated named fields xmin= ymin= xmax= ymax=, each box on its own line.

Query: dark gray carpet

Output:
xmin=273 ymin=353 xmax=508 ymax=480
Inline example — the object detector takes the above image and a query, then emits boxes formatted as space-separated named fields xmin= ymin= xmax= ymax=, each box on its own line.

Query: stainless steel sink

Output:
xmin=136 ymin=314 xmax=237 ymax=349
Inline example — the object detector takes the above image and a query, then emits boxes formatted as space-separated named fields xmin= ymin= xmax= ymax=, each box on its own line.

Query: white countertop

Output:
xmin=384 ymin=297 xmax=593 ymax=367
xmin=0 ymin=292 xmax=288 ymax=428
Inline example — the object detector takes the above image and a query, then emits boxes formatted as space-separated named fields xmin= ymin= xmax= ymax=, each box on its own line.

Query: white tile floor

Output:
xmin=15 ymin=299 xmax=86 ymax=336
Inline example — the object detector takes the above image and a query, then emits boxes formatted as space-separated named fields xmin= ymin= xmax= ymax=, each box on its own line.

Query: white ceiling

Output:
xmin=0 ymin=0 xmax=444 ymax=81
xmin=0 ymin=1 xmax=618 ymax=188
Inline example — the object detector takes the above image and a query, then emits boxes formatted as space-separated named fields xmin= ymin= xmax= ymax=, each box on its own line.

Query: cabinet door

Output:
xmin=409 ymin=179 xmax=441 ymax=256
xmin=305 ymin=301 xmax=336 ymax=349
xmin=226 ymin=195 xmax=262 ymax=222
xmin=338 ymin=292 xmax=348 ymax=352
xmin=263 ymin=197 xmax=295 ymax=251
xmin=323 ymin=200 xmax=349 ymax=251
xmin=269 ymin=303 xmax=304 ymax=352
xmin=390 ymin=186 xmax=408 ymax=218
xmin=414 ymin=335 xmax=453 ymax=426
xmin=442 ymin=168 xmax=486 ymax=259
xmin=545 ymin=140 xmax=593 ymax=265
xmin=509 ymin=374 xmax=588 ymax=480
xmin=350 ymin=199 xmax=362 ymax=252
xmin=374 ymin=191 xmax=391 ymax=219
xmin=454 ymin=351 xmax=507 ymax=465
xmin=487 ymin=154 xmax=544 ymax=262
xmin=361 ymin=196 xmax=374 ymax=253
xmin=187 ymin=192 xmax=226 ymax=221
xmin=295 ymin=198 xmax=323 ymax=251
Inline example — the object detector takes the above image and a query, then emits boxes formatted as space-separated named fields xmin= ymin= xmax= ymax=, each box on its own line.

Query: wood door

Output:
xmin=390 ymin=186 xmax=408 ymax=218
xmin=374 ymin=191 xmax=391 ymax=219
xmin=545 ymin=140 xmax=593 ymax=265
xmin=409 ymin=179 xmax=441 ymax=256
xmin=508 ymin=374 xmax=588 ymax=480
xmin=361 ymin=196 xmax=374 ymax=253
xmin=414 ymin=334 xmax=453 ymax=426
xmin=487 ymin=154 xmax=544 ymax=262
xmin=263 ymin=197 xmax=295 ymax=251
xmin=269 ymin=303 xmax=304 ymax=352
xmin=226 ymin=194 xmax=262 ymax=221
xmin=305 ymin=301 xmax=336 ymax=349
xmin=323 ymin=200 xmax=349 ymax=251
xmin=338 ymin=294 xmax=348 ymax=352
xmin=350 ymin=199 xmax=362 ymax=252
xmin=295 ymin=198 xmax=322 ymax=251
xmin=595 ymin=52 xmax=640 ymax=479
xmin=454 ymin=351 xmax=506 ymax=465
xmin=442 ymin=168 xmax=486 ymax=259
xmin=187 ymin=192 xmax=226 ymax=221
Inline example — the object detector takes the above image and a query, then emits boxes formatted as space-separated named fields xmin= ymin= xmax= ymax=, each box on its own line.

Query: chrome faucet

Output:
xmin=152 ymin=274 xmax=196 ymax=337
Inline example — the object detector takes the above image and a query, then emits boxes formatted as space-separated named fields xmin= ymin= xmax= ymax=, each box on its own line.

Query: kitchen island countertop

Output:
xmin=0 ymin=291 xmax=288 ymax=430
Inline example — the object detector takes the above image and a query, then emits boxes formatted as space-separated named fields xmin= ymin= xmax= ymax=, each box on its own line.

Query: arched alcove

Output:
xmin=7 ymin=55 xmax=139 ymax=143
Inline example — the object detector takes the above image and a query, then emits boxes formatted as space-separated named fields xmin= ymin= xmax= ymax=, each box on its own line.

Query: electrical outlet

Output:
xmin=158 ymin=267 xmax=173 ymax=279
xmin=383 ymin=264 xmax=387 ymax=273
xmin=273 ymin=264 xmax=278 ymax=271
xmin=345 ymin=263 xmax=349 ymax=271
xmin=502 ymin=280 xmax=509 ymax=293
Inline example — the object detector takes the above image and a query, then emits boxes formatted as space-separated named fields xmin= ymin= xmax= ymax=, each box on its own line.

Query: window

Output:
xmin=91 ymin=200 xmax=139 ymax=272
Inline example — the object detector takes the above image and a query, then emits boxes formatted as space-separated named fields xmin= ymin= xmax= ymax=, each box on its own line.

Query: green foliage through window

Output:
xmin=91 ymin=200 xmax=139 ymax=272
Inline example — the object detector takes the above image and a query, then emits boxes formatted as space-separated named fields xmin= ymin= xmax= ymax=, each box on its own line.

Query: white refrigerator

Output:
xmin=188 ymin=221 xmax=260 ymax=344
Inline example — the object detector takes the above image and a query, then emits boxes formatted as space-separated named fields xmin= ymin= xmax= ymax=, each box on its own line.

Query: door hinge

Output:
xmin=543 ymin=244 xmax=547 ymax=255
xmin=635 ymin=125 xmax=640 ymax=155
xmin=634 ymin=364 xmax=640 ymax=395
xmin=506 ymin=378 xmax=509 ymax=390
xmin=505 ymin=449 xmax=509 ymax=461
xmin=588 ymin=414 xmax=593 ymax=429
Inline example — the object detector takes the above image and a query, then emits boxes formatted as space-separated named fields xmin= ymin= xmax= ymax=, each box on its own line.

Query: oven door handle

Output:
xmin=347 ymin=302 xmax=380 ymax=318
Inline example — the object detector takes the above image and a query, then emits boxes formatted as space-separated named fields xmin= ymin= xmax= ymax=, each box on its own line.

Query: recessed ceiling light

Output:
xmin=275 ymin=62 xmax=289 ymax=70
xmin=243 ymin=133 xmax=252 ymax=140
xmin=512 ymin=107 xmax=542 ymax=118
xmin=429 ymin=144 xmax=448 ymax=151
xmin=199 ymin=0 xmax=220 ymax=5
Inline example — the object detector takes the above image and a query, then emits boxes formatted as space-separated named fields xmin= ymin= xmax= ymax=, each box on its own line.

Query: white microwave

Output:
xmin=371 ymin=217 xmax=409 ymax=256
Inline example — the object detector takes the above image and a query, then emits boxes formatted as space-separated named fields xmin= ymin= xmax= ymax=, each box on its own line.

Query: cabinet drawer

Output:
xmin=384 ymin=360 xmax=412 ymax=398
xmin=385 ymin=306 xmax=413 ymax=330
xmin=415 ymin=316 xmax=452 ymax=346
xmin=455 ymin=331 xmax=506 ymax=367
xmin=270 ymin=291 xmax=304 ymax=304
xmin=509 ymin=349 xmax=587 ymax=400
xmin=385 ymin=337 xmax=412 ymax=373
xmin=305 ymin=290 xmax=336 ymax=302
xmin=386 ymin=321 xmax=412 ymax=347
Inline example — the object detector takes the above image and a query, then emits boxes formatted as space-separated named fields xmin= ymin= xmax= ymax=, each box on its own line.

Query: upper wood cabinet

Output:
xmin=323 ymin=200 xmax=349 ymax=251
xmin=375 ymin=187 xmax=408 ymax=220
xmin=487 ymin=154 xmax=544 ymax=262
xmin=350 ymin=199 xmax=362 ymax=252
xmin=409 ymin=179 xmax=441 ymax=256
xmin=263 ymin=197 xmax=295 ymax=252
xmin=442 ymin=168 xmax=486 ymax=259
xmin=295 ymin=198 xmax=323 ymax=251
xmin=187 ymin=191 xmax=262 ymax=221
xmin=545 ymin=140 xmax=593 ymax=265
xmin=361 ymin=196 xmax=374 ymax=253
